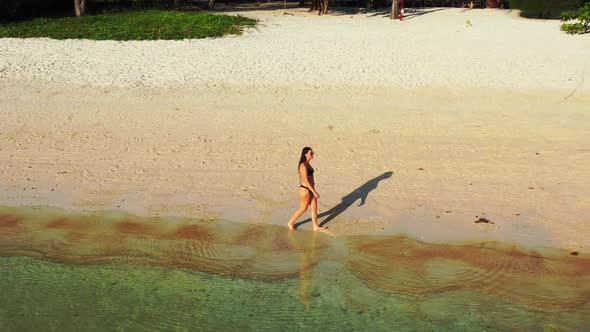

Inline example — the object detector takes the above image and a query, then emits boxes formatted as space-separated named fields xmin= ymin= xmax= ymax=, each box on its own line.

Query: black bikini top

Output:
xmin=300 ymin=163 xmax=314 ymax=177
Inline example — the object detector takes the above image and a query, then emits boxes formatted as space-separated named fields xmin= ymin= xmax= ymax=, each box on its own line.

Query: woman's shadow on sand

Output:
xmin=295 ymin=171 xmax=393 ymax=229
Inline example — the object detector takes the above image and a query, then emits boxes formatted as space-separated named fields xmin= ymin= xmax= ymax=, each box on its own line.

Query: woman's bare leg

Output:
xmin=287 ymin=189 xmax=311 ymax=231
xmin=310 ymin=197 xmax=324 ymax=231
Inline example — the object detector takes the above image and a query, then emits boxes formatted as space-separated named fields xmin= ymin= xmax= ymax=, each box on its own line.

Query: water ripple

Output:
xmin=1 ymin=205 xmax=590 ymax=326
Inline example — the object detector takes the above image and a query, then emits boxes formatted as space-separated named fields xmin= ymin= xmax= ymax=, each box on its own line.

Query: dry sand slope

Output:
xmin=0 ymin=8 xmax=589 ymax=250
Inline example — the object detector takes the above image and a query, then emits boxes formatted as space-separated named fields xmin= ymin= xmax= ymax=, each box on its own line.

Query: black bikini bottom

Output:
xmin=300 ymin=185 xmax=312 ymax=193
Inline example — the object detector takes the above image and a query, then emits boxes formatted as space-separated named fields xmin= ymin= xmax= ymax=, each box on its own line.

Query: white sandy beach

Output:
xmin=0 ymin=6 xmax=589 ymax=250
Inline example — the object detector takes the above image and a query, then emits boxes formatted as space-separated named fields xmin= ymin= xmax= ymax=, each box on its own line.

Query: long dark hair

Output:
xmin=298 ymin=147 xmax=312 ymax=170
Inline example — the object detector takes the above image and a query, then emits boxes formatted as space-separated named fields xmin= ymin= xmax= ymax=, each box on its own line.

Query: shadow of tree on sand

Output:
xmin=295 ymin=171 xmax=393 ymax=229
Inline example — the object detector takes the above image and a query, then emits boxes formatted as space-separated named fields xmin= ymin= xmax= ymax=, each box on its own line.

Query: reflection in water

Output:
xmin=290 ymin=232 xmax=313 ymax=310
xmin=289 ymin=231 xmax=330 ymax=310
xmin=0 ymin=206 xmax=589 ymax=331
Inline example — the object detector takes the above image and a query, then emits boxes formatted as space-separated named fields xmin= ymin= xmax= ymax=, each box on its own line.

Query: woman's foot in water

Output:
xmin=313 ymin=226 xmax=325 ymax=231
xmin=288 ymin=221 xmax=296 ymax=231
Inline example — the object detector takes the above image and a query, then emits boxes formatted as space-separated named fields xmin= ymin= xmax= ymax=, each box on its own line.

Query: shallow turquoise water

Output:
xmin=0 ymin=206 xmax=589 ymax=331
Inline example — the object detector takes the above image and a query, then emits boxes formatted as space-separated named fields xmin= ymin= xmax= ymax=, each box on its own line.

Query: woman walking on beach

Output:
xmin=287 ymin=147 xmax=325 ymax=231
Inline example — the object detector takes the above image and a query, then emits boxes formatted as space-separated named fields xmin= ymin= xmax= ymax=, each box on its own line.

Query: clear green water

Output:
xmin=0 ymin=206 xmax=589 ymax=331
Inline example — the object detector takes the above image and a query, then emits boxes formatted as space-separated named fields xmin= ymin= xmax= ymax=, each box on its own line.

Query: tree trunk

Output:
xmin=310 ymin=0 xmax=321 ymax=12
xmin=310 ymin=0 xmax=327 ymax=14
xmin=208 ymin=0 xmax=216 ymax=10
xmin=391 ymin=0 xmax=399 ymax=19
xmin=486 ymin=0 xmax=501 ymax=8
xmin=322 ymin=0 xmax=329 ymax=14
xmin=74 ymin=0 xmax=86 ymax=17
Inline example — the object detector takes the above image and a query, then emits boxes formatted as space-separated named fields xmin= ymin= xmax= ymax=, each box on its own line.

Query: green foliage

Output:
xmin=0 ymin=9 xmax=256 ymax=40
xmin=510 ymin=0 xmax=582 ymax=19
xmin=561 ymin=2 xmax=590 ymax=34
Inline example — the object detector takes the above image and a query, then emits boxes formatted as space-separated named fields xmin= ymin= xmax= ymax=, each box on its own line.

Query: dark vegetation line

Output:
xmin=2 ymin=0 xmax=586 ymax=20
xmin=0 ymin=0 xmax=588 ymax=39
xmin=510 ymin=0 xmax=587 ymax=18
xmin=0 ymin=1 xmax=257 ymax=40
